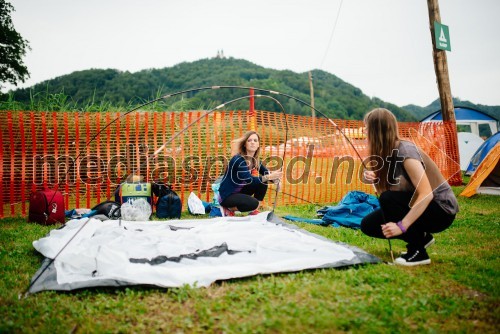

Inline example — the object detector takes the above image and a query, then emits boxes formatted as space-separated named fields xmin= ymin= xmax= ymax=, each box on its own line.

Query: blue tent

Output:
xmin=421 ymin=107 xmax=498 ymax=137
xmin=466 ymin=131 xmax=500 ymax=175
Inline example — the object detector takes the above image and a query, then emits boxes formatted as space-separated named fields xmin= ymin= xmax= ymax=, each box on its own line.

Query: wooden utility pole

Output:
xmin=427 ymin=0 xmax=461 ymax=185
xmin=308 ymin=71 xmax=315 ymax=119
xmin=427 ymin=0 xmax=455 ymax=122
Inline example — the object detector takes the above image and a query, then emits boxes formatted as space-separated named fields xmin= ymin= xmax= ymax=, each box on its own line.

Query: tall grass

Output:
xmin=1 ymin=90 xmax=79 ymax=111
xmin=0 ymin=92 xmax=28 ymax=111
xmin=0 ymin=88 xmax=211 ymax=112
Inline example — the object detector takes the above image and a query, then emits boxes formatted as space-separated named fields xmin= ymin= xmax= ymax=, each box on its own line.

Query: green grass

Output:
xmin=1 ymin=186 xmax=499 ymax=333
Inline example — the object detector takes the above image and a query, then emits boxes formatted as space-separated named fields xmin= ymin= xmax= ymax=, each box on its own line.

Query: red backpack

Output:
xmin=28 ymin=188 xmax=65 ymax=225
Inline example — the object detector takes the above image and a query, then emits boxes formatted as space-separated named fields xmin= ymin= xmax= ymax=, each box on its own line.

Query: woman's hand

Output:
xmin=265 ymin=170 xmax=283 ymax=182
xmin=382 ymin=222 xmax=403 ymax=238
xmin=363 ymin=170 xmax=377 ymax=184
xmin=268 ymin=170 xmax=283 ymax=181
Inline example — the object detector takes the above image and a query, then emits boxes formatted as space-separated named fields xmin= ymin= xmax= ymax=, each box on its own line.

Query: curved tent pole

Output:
xmin=23 ymin=93 xmax=289 ymax=298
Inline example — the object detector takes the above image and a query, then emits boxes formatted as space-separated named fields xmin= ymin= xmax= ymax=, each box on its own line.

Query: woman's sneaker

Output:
xmin=248 ymin=209 xmax=260 ymax=216
xmin=221 ymin=207 xmax=235 ymax=217
xmin=395 ymin=248 xmax=431 ymax=266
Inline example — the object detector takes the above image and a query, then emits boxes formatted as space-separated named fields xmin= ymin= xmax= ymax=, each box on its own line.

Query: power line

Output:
xmin=319 ymin=0 xmax=344 ymax=69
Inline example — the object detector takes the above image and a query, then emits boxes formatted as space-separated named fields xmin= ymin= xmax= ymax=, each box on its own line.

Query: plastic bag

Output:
xmin=188 ymin=192 xmax=206 ymax=215
xmin=120 ymin=198 xmax=152 ymax=221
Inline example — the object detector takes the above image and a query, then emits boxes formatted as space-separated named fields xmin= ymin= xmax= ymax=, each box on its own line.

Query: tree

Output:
xmin=0 ymin=0 xmax=30 ymax=88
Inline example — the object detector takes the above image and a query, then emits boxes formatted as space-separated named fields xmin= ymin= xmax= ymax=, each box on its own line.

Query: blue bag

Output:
xmin=155 ymin=185 xmax=182 ymax=219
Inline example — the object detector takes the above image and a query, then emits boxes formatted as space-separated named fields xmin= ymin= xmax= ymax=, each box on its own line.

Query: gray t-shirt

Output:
xmin=389 ymin=140 xmax=459 ymax=215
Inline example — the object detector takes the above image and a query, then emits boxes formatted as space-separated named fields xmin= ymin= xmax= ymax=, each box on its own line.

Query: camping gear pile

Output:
xmin=28 ymin=179 xmax=184 ymax=225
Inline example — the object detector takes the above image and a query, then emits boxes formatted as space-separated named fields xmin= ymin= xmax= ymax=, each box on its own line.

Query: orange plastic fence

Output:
xmin=0 ymin=110 xmax=461 ymax=218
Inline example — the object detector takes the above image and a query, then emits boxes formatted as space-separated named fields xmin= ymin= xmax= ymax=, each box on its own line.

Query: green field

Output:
xmin=1 ymin=185 xmax=498 ymax=333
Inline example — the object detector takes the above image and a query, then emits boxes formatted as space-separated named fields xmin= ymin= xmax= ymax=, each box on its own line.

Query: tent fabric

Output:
xmin=457 ymin=132 xmax=484 ymax=171
xmin=316 ymin=191 xmax=380 ymax=229
xmin=420 ymin=107 xmax=498 ymax=122
xmin=466 ymin=131 xmax=500 ymax=175
xmin=29 ymin=212 xmax=380 ymax=293
xmin=460 ymin=143 xmax=500 ymax=197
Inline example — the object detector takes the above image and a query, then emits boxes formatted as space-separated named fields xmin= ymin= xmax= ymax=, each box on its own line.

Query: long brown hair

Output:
xmin=232 ymin=130 xmax=262 ymax=169
xmin=364 ymin=108 xmax=400 ymax=192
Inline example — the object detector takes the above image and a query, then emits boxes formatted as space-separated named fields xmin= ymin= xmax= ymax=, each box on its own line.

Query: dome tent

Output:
xmin=460 ymin=133 xmax=500 ymax=197
xmin=466 ymin=131 xmax=500 ymax=175
xmin=421 ymin=107 xmax=498 ymax=170
xmin=420 ymin=106 xmax=498 ymax=138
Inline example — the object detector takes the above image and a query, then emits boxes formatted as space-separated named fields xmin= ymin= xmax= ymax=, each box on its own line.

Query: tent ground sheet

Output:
xmin=29 ymin=212 xmax=380 ymax=293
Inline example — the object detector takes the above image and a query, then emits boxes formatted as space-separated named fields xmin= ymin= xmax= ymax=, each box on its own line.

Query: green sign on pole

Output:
xmin=434 ymin=21 xmax=451 ymax=51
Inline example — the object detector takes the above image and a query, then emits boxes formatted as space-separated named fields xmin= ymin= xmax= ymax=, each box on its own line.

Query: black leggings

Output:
xmin=220 ymin=181 xmax=268 ymax=212
xmin=361 ymin=191 xmax=455 ymax=248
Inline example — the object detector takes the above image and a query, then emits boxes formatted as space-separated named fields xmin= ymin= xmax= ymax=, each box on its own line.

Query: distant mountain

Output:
xmin=2 ymin=57 xmax=416 ymax=121
xmin=3 ymin=57 xmax=499 ymax=122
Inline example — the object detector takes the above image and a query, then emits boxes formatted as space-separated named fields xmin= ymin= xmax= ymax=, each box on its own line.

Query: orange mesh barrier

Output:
xmin=0 ymin=110 xmax=462 ymax=218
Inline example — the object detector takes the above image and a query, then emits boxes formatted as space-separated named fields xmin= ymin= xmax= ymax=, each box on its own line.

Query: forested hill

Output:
xmin=4 ymin=57 xmax=499 ymax=121
xmin=4 ymin=57 xmax=415 ymax=120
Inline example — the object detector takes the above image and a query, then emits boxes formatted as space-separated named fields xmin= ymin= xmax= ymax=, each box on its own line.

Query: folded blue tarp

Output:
xmin=284 ymin=191 xmax=379 ymax=229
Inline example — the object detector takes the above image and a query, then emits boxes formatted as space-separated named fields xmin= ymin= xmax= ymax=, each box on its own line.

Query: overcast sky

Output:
xmin=5 ymin=0 xmax=500 ymax=107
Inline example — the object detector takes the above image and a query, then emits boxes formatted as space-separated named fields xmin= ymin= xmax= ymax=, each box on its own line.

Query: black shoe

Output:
xmin=401 ymin=233 xmax=435 ymax=255
xmin=395 ymin=247 xmax=431 ymax=266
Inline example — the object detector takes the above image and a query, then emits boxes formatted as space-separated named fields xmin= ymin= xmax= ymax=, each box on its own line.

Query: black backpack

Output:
xmin=90 ymin=201 xmax=121 ymax=219
xmin=152 ymin=183 xmax=182 ymax=219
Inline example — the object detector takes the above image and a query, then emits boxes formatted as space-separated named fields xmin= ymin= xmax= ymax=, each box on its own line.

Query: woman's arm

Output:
xmin=382 ymin=158 xmax=434 ymax=238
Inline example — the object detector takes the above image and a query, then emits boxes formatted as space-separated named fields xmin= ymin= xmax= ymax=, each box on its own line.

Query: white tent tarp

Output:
xmin=29 ymin=212 xmax=380 ymax=293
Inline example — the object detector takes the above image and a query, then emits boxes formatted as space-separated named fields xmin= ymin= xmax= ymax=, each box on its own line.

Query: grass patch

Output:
xmin=1 ymin=186 xmax=499 ymax=333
